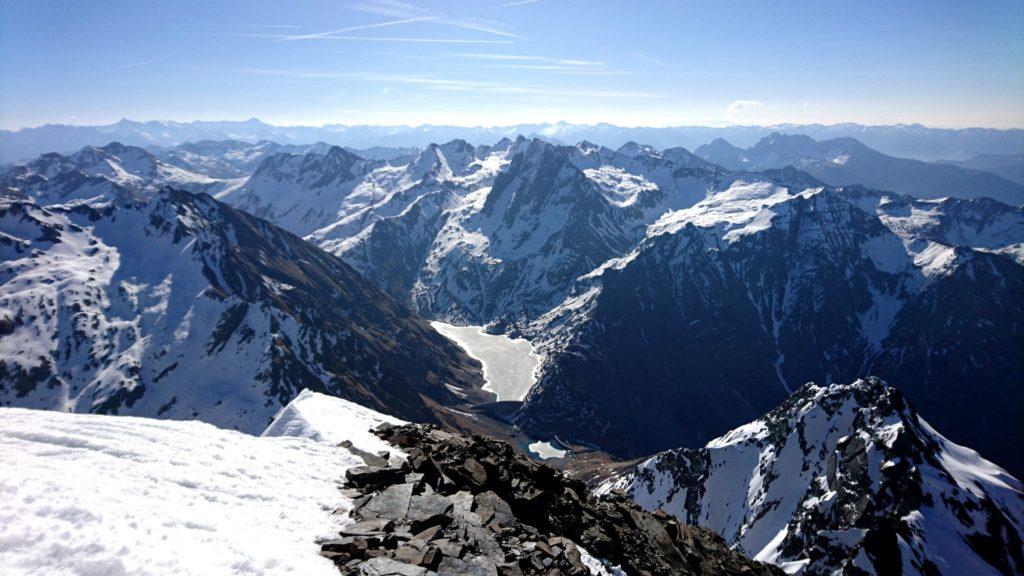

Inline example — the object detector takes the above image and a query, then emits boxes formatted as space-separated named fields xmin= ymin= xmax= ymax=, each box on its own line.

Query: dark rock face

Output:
xmin=323 ymin=423 xmax=784 ymax=576
xmin=413 ymin=139 xmax=640 ymax=323
xmin=519 ymin=188 xmax=1024 ymax=476
xmin=869 ymin=249 xmax=1024 ymax=476
xmin=341 ymin=187 xmax=460 ymax=305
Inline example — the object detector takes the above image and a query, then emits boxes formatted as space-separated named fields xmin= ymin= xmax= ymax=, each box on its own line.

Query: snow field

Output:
xmin=0 ymin=391 xmax=401 ymax=576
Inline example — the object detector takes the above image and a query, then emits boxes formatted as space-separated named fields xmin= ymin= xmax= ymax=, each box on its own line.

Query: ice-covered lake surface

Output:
xmin=528 ymin=440 xmax=568 ymax=460
xmin=430 ymin=322 xmax=541 ymax=402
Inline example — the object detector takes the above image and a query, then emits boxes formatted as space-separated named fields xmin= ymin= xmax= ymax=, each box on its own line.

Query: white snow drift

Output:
xmin=0 ymin=390 xmax=401 ymax=576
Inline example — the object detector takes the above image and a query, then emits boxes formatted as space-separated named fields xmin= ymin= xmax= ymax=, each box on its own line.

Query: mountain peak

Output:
xmin=753 ymin=132 xmax=817 ymax=150
xmin=616 ymin=141 xmax=659 ymax=158
xmin=606 ymin=377 xmax=1024 ymax=576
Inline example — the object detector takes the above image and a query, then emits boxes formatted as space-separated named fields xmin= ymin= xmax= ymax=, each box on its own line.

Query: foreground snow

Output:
xmin=0 ymin=391 xmax=401 ymax=576
xmin=430 ymin=321 xmax=540 ymax=402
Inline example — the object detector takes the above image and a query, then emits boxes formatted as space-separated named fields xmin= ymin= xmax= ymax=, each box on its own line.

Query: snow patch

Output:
xmin=0 ymin=395 xmax=397 ymax=576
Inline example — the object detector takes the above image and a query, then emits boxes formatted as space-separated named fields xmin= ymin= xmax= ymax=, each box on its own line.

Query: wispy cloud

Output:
xmin=281 ymin=36 xmax=514 ymax=44
xmin=439 ymin=19 xmax=523 ymax=39
xmin=277 ymin=16 xmax=438 ymax=41
xmin=188 ymin=23 xmax=304 ymax=29
xmin=725 ymin=99 xmax=763 ymax=118
xmin=633 ymin=52 xmax=663 ymax=66
xmin=445 ymin=53 xmax=603 ymax=67
xmin=351 ymin=0 xmax=430 ymax=19
xmin=109 ymin=58 xmax=160 ymax=72
xmin=280 ymin=0 xmax=525 ymax=43
xmin=240 ymin=68 xmax=660 ymax=99
xmin=439 ymin=53 xmax=622 ymax=75
xmin=476 ymin=64 xmax=624 ymax=74
xmin=497 ymin=0 xmax=541 ymax=7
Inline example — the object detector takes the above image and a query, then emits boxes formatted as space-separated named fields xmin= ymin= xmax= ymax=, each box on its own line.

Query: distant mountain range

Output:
xmin=3 ymin=118 xmax=1023 ymax=164
xmin=936 ymin=153 xmax=1024 ymax=186
xmin=3 ymin=135 xmax=1022 ymax=479
xmin=695 ymin=133 xmax=1024 ymax=205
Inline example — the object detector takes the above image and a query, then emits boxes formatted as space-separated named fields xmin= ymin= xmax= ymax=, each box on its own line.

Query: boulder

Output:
xmin=346 ymin=466 xmax=405 ymax=490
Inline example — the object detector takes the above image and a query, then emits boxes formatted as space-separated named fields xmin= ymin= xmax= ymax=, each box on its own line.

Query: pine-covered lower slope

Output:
xmin=0 ymin=189 xmax=482 ymax=431
xmin=601 ymin=378 xmax=1024 ymax=576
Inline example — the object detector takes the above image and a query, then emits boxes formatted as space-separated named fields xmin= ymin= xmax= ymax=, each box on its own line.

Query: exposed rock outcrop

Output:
xmin=322 ymin=423 xmax=783 ymax=576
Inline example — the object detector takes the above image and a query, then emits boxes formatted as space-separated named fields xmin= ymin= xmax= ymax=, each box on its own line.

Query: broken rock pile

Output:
xmin=322 ymin=423 xmax=784 ymax=576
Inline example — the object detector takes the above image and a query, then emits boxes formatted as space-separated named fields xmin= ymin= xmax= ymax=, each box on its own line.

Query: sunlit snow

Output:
xmin=0 ymin=391 xmax=402 ymax=576
xmin=430 ymin=321 xmax=540 ymax=402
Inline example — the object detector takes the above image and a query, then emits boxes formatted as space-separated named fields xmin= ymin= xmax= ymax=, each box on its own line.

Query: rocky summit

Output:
xmin=322 ymin=423 xmax=784 ymax=576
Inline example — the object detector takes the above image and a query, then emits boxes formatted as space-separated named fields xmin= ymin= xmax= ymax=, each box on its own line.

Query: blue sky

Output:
xmin=1 ymin=0 xmax=1022 ymax=129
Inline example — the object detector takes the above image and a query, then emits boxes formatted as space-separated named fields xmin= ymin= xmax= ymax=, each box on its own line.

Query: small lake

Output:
xmin=430 ymin=322 xmax=541 ymax=402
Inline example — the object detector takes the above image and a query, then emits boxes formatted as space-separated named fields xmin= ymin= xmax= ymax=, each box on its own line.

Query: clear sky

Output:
xmin=1 ymin=0 xmax=1022 ymax=129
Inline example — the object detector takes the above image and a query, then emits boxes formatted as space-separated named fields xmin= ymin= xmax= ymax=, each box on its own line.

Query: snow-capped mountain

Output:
xmin=6 ymin=136 xmax=1021 ymax=478
xmin=224 ymin=146 xmax=380 ymax=236
xmin=0 ymin=189 xmax=482 ymax=432
xmin=694 ymin=133 xmax=1024 ymax=205
xmin=1 ymin=142 xmax=242 ymax=205
xmin=150 ymin=140 xmax=418 ymax=180
xmin=517 ymin=180 xmax=1024 ymax=476
xmin=151 ymin=139 xmax=288 ymax=179
xmin=195 ymin=136 xmax=1022 ymax=475
xmin=335 ymin=137 xmax=741 ymax=321
xmin=220 ymin=139 xmax=506 ymax=242
xmin=600 ymin=378 xmax=1024 ymax=576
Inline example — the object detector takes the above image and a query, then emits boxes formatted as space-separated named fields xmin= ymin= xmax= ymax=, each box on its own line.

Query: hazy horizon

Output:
xmin=5 ymin=116 xmax=1024 ymax=133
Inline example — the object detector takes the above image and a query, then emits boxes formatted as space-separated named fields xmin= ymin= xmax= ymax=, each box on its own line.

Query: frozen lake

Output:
xmin=527 ymin=440 xmax=567 ymax=460
xmin=430 ymin=322 xmax=540 ymax=402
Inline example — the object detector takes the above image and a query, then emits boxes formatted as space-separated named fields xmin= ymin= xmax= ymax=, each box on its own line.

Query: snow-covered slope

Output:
xmin=7 ymin=135 xmax=1019 ymax=479
xmin=262 ymin=389 xmax=404 ymax=455
xmin=223 ymin=139 xmax=508 ymax=241
xmin=601 ymin=378 xmax=1024 ymax=576
xmin=223 ymin=146 xmax=381 ymax=236
xmin=1 ymin=142 xmax=243 ymax=205
xmin=336 ymin=137 xmax=727 ymax=322
xmin=0 ymin=390 xmax=403 ymax=576
xmin=0 ymin=189 xmax=482 ymax=432
xmin=150 ymin=140 xmax=419 ymax=180
xmin=518 ymin=178 xmax=1024 ymax=475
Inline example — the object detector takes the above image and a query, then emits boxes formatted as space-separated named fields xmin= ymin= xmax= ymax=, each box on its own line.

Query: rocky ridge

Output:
xmin=601 ymin=378 xmax=1024 ymax=576
xmin=322 ymin=423 xmax=784 ymax=576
